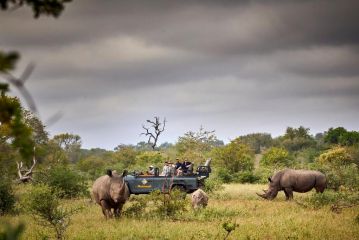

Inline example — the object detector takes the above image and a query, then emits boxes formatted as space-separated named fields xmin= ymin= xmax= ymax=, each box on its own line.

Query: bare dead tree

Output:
xmin=17 ymin=148 xmax=37 ymax=183
xmin=141 ymin=116 xmax=166 ymax=150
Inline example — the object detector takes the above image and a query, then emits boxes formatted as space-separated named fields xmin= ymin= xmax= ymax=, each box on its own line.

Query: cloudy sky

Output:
xmin=1 ymin=0 xmax=359 ymax=150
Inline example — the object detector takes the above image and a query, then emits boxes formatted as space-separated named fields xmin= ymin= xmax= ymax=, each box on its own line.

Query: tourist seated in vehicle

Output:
xmin=147 ymin=165 xmax=155 ymax=175
xmin=161 ymin=161 xmax=172 ymax=176
xmin=182 ymin=160 xmax=193 ymax=175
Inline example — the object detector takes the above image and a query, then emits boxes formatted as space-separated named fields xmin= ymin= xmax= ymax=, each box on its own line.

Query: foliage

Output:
xmin=217 ymin=168 xmax=258 ymax=183
xmin=76 ymin=156 xmax=108 ymax=180
xmin=315 ymin=146 xmax=359 ymax=190
xmin=177 ymin=126 xmax=223 ymax=164
xmin=0 ymin=0 xmax=72 ymax=18
xmin=35 ymin=166 xmax=88 ymax=198
xmin=21 ymin=184 xmax=81 ymax=240
xmin=0 ymin=92 xmax=34 ymax=160
xmin=0 ymin=179 xmax=15 ymax=215
xmin=23 ymin=110 xmax=48 ymax=145
xmin=239 ymin=133 xmax=272 ymax=154
xmin=212 ymin=138 xmax=254 ymax=174
xmin=260 ymin=147 xmax=290 ymax=168
xmin=0 ymin=222 xmax=25 ymax=240
xmin=52 ymin=133 xmax=81 ymax=163
xmin=0 ymin=51 xmax=19 ymax=73
xmin=202 ymin=177 xmax=224 ymax=193
xmin=317 ymin=146 xmax=354 ymax=166
xmin=253 ymin=167 xmax=276 ymax=184
xmin=149 ymin=189 xmax=188 ymax=218
xmin=123 ymin=189 xmax=188 ymax=219
xmin=324 ymin=127 xmax=359 ymax=146
xmin=113 ymin=145 xmax=138 ymax=169
xmin=134 ymin=151 xmax=167 ymax=169
xmin=298 ymin=189 xmax=359 ymax=210
xmin=222 ymin=221 xmax=239 ymax=240
xmin=280 ymin=126 xmax=316 ymax=152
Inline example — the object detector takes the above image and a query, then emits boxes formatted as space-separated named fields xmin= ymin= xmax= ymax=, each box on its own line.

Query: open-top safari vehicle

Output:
xmin=124 ymin=159 xmax=211 ymax=194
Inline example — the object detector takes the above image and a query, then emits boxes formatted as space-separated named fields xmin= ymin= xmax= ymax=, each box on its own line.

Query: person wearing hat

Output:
xmin=148 ymin=165 xmax=155 ymax=175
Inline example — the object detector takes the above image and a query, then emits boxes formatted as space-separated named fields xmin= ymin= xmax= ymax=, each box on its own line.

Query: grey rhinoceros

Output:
xmin=191 ymin=189 xmax=208 ymax=209
xmin=257 ymin=169 xmax=327 ymax=200
xmin=92 ymin=170 xmax=130 ymax=218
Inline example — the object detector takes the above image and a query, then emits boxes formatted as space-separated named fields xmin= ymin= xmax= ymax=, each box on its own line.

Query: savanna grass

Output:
xmin=2 ymin=183 xmax=359 ymax=239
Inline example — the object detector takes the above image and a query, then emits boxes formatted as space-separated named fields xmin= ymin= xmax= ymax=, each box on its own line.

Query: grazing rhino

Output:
xmin=92 ymin=170 xmax=130 ymax=218
xmin=256 ymin=169 xmax=327 ymax=200
xmin=191 ymin=189 xmax=208 ymax=209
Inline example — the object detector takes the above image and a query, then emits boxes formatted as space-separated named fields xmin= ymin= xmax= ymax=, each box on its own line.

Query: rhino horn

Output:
xmin=256 ymin=192 xmax=267 ymax=199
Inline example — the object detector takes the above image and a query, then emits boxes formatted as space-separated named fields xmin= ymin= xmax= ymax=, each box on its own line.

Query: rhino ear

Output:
xmin=106 ymin=169 xmax=113 ymax=177
xmin=268 ymin=177 xmax=272 ymax=183
xmin=122 ymin=170 xmax=128 ymax=177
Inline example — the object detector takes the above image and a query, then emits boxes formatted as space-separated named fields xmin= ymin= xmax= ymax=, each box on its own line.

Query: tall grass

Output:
xmin=1 ymin=184 xmax=359 ymax=239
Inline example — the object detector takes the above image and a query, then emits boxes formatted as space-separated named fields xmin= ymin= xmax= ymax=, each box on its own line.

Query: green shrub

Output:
xmin=217 ymin=168 xmax=233 ymax=183
xmin=0 ymin=180 xmax=15 ymax=215
xmin=299 ymin=190 xmax=359 ymax=210
xmin=36 ymin=166 xmax=88 ymax=198
xmin=253 ymin=167 xmax=275 ymax=184
xmin=21 ymin=184 xmax=81 ymax=240
xmin=123 ymin=196 xmax=148 ymax=218
xmin=203 ymin=177 xmax=224 ymax=193
xmin=150 ymin=189 xmax=188 ymax=218
xmin=235 ymin=171 xmax=259 ymax=183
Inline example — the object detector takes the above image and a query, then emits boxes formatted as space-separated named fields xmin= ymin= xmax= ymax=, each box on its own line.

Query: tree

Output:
xmin=52 ymin=133 xmax=82 ymax=163
xmin=239 ymin=133 xmax=272 ymax=154
xmin=176 ymin=126 xmax=222 ymax=164
xmin=324 ymin=127 xmax=359 ymax=146
xmin=0 ymin=90 xmax=34 ymax=160
xmin=212 ymin=138 xmax=254 ymax=173
xmin=141 ymin=116 xmax=166 ymax=150
xmin=113 ymin=145 xmax=138 ymax=169
xmin=280 ymin=126 xmax=315 ymax=152
xmin=0 ymin=0 xmax=72 ymax=18
xmin=260 ymin=147 xmax=290 ymax=168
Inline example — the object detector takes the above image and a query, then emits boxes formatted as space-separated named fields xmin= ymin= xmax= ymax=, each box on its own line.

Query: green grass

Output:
xmin=1 ymin=184 xmax=359 ymax=239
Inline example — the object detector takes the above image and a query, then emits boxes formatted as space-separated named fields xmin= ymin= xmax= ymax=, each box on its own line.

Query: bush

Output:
xmin=150 ymin=189 xmax=188 ymax=218
xmin=253 ymin=167 xmax=275 ymax=184
xmin=36 ymin=166 xmax=88 ymax=198
xmin=235 ymin=171 xmax=259 ymax=183
xmin=0 ymin=180 xmax=15 ymax=215
xmin=217 ymin=168 xmax=233 ymax=183
xmin=124 ymin=189 xmax=188 ymax=219
xmin=202 ymin=177 xmax=223 ymax=193
xmin=261 ymin=147 xmax=291 ymax=167
xmin=22 ymin=184 xmax=81 ymax=240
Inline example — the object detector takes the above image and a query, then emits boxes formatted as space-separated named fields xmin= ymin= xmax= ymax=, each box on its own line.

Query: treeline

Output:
xmin=1 ymin=92 xmax=359 ymax=215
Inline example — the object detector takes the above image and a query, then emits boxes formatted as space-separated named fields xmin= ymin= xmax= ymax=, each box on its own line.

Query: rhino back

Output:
xmin=281 ymin=169 xmax=325 ymax=192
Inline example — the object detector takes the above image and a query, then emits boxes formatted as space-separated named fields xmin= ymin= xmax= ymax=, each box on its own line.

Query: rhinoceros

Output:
xmin=191 ymin=189 xmax=208 ymax=209
xmin=256 ymin=169 xmax=327 ymax=200
xmin=92 ymin=170 xmax=130 ymax=218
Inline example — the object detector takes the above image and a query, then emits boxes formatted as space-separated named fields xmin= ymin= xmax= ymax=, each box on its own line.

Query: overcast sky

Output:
xmin=1 ymin=0 xmax=359 ymax=150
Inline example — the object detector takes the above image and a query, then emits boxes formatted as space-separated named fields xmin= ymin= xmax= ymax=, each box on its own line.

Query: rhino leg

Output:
xmin=114 ymin=203 xmax=125 ymax=218
xmin=315 ymin=186 xmax=325 ymax=193
xmin=100 ymin=200 xmax=113 ymax=219
xmin=284 ymin=188 xmax=293 ymax=200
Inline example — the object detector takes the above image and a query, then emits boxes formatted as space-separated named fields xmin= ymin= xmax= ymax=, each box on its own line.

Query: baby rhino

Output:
xmin=92 ymin=170 xmax=130 ymax=218
xmin=257 ymin=169 xmax=327 ymax=200
xmin=191 ymin=189 xmax=208 ymax=209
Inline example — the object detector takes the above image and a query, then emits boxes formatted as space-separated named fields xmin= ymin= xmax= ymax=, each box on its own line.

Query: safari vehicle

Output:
xmin=124 ymin=159 xmax=211 ymax=194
